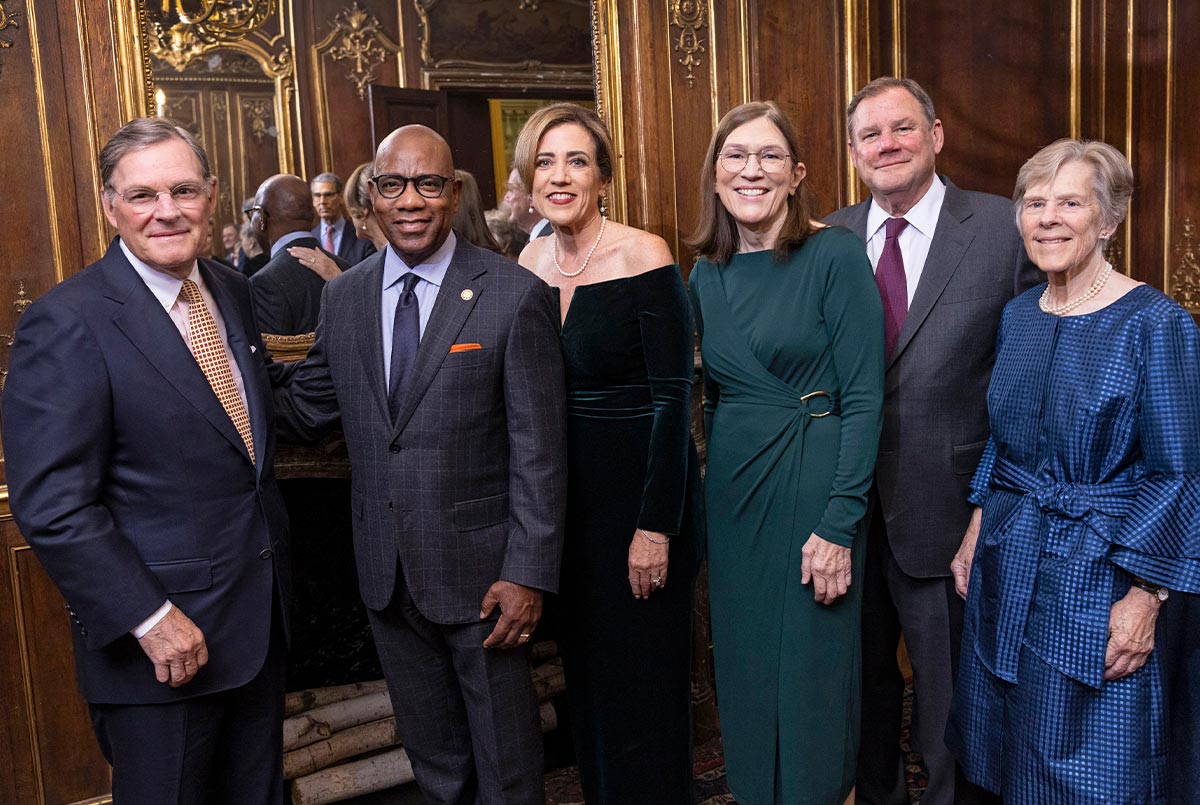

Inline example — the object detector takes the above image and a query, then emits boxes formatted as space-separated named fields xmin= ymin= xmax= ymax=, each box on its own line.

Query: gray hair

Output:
xmin=311 ymin=171 xmax=343 ymax=192
xmin=99 ymin=117 xmax=212 ymax=192
xmin=847 ymin=77 xmax=937 ymax=140
xmin=1013 ymin=139 xmax=1133 ymax=231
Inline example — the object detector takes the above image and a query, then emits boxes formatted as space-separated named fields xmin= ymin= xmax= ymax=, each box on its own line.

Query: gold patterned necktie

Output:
xmin=178 ymin=279 xmax=256 ymax=464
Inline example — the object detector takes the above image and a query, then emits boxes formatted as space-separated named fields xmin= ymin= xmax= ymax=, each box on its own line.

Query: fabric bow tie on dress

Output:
xmin=875 ymin=217 xmax=909 ymax=358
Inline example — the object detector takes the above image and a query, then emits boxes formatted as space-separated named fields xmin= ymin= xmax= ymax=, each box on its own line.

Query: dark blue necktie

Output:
xmin=388 ymin=272 xmax=421 ymax=420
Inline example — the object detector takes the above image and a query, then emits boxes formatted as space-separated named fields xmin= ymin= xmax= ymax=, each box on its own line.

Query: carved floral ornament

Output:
xmin=669 ymin=0 xmax=708 ymax=87
xmin=1171 ymin=218 xmax=1200 ymax=312
xmin=318 ymin=2 xmax=402 ymax=101
xmin=0 ymin=0 xmax=20 ymax=80
xmin=148 ymin=0 xmax=280 ymax=72
xmin=0 ymin=281 xmax=32 ymax=394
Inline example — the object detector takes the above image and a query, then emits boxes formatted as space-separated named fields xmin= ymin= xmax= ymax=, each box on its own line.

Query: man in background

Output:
xmin=311 ymin=171 xmax=376 ymax=265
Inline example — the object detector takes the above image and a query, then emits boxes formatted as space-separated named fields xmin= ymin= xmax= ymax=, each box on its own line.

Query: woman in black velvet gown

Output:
xmin=516 ymin=103 xmax=702 ymax=804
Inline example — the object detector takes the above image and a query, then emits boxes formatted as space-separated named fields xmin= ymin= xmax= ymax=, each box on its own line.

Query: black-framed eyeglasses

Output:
xmin=371 ymin=173 xmax=455 ymax=199
xmin=109 ymin=181 xmax=213 ymax=212
xmin=245 ymin=204 xmax=264 ymax=216
xmin=717 ymin=150 xmax=794 ymax=174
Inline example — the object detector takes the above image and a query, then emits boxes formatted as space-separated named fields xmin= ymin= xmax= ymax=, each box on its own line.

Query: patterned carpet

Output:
xmin=544 ymin=682 xmax=928 ymax=804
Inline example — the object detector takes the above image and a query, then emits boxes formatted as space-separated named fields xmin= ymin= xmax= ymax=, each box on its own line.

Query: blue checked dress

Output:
xmin=947 ymin=283 xmax=1200 ymax=803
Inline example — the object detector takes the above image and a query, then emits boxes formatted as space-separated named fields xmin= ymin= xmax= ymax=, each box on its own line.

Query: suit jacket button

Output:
xmin=389 ymin=444 xmax=401 ymax=453
xmin=79 ymin=626 xmax=87 ymax=636
xmin=259 ymin=548 xmax=274 ymax=560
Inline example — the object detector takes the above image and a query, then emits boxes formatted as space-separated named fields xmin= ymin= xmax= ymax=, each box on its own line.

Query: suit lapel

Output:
xmin=203 ymin=261 xmax=265 ymax=472
xmin=889 ymin=178 xmax=974 ymax=368
xmin=845 ymin=200 xmax=871 ymax=241
xmin=355 ymin=252 xmax=391 ymax=422
xmin=391 ymin=241 xmax=484 ymax=435
xmin=105 ymin=244 xmax=251 ymax=464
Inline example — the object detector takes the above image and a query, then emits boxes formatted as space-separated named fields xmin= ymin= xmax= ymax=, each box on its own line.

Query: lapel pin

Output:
xmin=250 ymin=345 xmax=257 ymax=353
xmin=460 ymin=289 xmax=474 ymax=301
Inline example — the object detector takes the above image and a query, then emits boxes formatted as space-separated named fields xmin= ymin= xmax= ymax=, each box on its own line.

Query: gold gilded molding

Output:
xmin=9 ymin=545 xmax=45 ymax=804
xmin=26 ymin=0 xmax=67 ymax=286
xmin=0 ymin=280 xmax=32 ymax=394
xmin=592 ymin=0 xmax=626 ymax=223
xmin=0 ymin=486 xmax=10 ymax=522
xmin=316 ymin=2 xmax=402 ymax=102
xmin=413 ymin=0 xmax=590 ymax=91
xmin=669 ymin=0 xmax=708 ymax=88
xmin=0 ymin=1 xmax=20 ymax=70
xmin=149 ymin=0 xmax=275 ymax=70
xmin=1069 ymin=0 xmax=1081 ymax=139
xmin=1170 ymin=218 xmax=1198 ymax=311
xmin=1162 ymin=0 xmax=1174 ymax=292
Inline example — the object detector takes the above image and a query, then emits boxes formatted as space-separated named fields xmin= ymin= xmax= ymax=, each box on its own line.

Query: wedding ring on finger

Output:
xmin=518 ymin=633 xmax=531 ymax=642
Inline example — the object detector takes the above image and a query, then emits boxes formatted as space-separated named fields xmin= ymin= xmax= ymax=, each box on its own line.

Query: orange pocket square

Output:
xmin=449 ymin=343 xmax=482 ymax=353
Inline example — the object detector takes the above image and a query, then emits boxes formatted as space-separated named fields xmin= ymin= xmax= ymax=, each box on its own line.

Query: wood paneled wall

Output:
xmin=599 ymin=0 xmax=1199 ymax=299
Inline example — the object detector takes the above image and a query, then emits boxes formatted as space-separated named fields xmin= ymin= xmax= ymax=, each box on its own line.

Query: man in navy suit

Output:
xmin=277 ymin=125 xmax=566 ymax=804
xmin=2 ymin=118 xmax=291 ymax=804
xmin=824 ymin=77 xmax=1038 ymax=805
xmin=311 ymin=171 xmax=376 ymax=266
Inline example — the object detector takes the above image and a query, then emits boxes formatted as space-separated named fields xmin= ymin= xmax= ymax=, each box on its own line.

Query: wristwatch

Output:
xmin=1130 ymin=575 xmax=1170 ymax=602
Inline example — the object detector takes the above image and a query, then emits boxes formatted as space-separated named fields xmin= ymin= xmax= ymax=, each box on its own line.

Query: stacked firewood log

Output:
xmin=286 ymin=641 xmax=565 ymax=804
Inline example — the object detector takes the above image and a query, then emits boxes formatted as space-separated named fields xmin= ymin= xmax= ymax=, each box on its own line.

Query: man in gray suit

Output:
xmin=824 ymin=77 xmax=1039 ymax=805
xmin=275 ymin=125 xmax=566 ymax=805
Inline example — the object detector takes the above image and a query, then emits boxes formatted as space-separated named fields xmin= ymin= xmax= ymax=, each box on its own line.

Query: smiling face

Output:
xmin=531 ymin=123 xmax=608 ymax=230
xmin=1019 ymin=159 xmax=1107 ymax=278
xmin=849 ymin=87 xmax=943 ymax=214
xmin=102 ymin=138 xmax=216 ymax=280
xmin=713 ymin=116 xmax=805 ymax=248
xmin=371 ymin=126 xmax=460 ymax=266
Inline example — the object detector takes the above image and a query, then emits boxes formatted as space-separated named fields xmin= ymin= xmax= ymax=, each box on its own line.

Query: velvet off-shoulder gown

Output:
xmin=554 ymin=265 xmax=703 ymax=804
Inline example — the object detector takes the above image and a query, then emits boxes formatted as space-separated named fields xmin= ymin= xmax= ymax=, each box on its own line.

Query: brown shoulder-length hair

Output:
xmin=686 ymin=101 xmax=817 ymax=265
xmin=512 ymin=102 xmax=615 ymax=194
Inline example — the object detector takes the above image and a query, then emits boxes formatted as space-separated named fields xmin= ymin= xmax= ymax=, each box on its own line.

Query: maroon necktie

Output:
xmin=876 ymin=217 xmax=909 ymax=359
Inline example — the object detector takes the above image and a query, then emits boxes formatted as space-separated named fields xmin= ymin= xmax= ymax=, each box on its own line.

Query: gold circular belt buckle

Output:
xmin=800 ymin=390 xmax=834 ymax=417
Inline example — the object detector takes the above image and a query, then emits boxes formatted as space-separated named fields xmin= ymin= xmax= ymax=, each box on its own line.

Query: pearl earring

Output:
xmin=528 ymin=204 xmax=534 ymax=215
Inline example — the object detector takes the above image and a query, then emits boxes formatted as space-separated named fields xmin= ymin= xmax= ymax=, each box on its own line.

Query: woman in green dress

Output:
xmin=687 ymin=101 xmax=884 ymax=804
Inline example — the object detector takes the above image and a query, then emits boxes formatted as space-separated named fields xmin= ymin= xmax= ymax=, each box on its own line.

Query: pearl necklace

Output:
xmin=1039 ymin=261 xmax=1113 ymax=316
xmin=552 ymin=217 xmax=607 ymax=278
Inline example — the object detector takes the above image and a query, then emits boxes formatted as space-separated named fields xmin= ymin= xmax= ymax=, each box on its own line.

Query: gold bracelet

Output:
xmin=639 ymin=528 xmax=670 ymax=545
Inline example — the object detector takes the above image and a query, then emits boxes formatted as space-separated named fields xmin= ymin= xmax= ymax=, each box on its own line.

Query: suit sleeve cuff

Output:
xmin=131 ymin=600 xmax=172 ymax=639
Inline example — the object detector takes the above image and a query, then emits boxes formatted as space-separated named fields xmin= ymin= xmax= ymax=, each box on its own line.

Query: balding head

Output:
xmin=372 ymin=125 xmax=461 ymax=265
xmin=253 ymin=174 xmax=314 ymax=251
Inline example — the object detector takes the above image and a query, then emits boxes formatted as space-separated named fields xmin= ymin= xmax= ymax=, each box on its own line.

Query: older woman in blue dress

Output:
xmin=947 ymin=139 xmax=1200 ymax=802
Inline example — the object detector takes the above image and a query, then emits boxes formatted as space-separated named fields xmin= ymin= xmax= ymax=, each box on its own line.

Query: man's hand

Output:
xmin=480 ymin=581 xmax=542 ymax=649
xmin=951 ymin=506 xmax=983 ymax=599
xmin=800 ymin=533 xmax=852 ymax=605
xmin=1104 ymin=586 xmax=1162 ymax=681
xmin=136 ymin=606 xmax=208 ymax=687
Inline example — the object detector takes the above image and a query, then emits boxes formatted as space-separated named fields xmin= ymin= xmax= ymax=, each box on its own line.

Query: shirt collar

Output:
xmin=382 ymin=230 xmax=457 ymax=290
xmin=271 ymin=229 xmax=311 ymax=258
xmin=866 ymin=174 xmax=947 ymax=240
xmin=119 ymin=238 xmax=199 ymax=312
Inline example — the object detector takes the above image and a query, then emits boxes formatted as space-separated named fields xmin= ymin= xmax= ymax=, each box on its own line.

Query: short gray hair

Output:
xmin=847 ymin=77 xmax=937 ymax=140
xmin=311 ymin=172 xmax=343 ymax=192
xmin=99 ymin=117 xmax=211 ymax=192
xmin=1013 ymin=139 xmax=1133 ymax=231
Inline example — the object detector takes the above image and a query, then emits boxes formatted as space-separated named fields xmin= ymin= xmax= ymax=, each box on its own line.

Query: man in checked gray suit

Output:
xmin=824 ymin=77 xmax=1039 ymax=805
xmin=275 ymin=125 xmax=566 ymax=804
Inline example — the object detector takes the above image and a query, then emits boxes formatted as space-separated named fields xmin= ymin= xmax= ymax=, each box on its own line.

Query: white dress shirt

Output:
xmin=863 ymin=176 xmax=947 ymax=307
xmin=380 ymin=231 xmax=456 ymax=389
xmin=119 ymin=239 xmax=249 ymax=637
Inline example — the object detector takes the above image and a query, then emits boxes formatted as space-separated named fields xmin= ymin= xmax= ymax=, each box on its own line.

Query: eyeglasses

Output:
xmin=245 ymin=205 xmax=264 ymax=216
xmin=371 ymin=174 xmax=455 ymax=199
xmin=109 ymin=181 xmax=212 ymax=212
xmin=717 ymin=150 xmax=794 ymax=174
